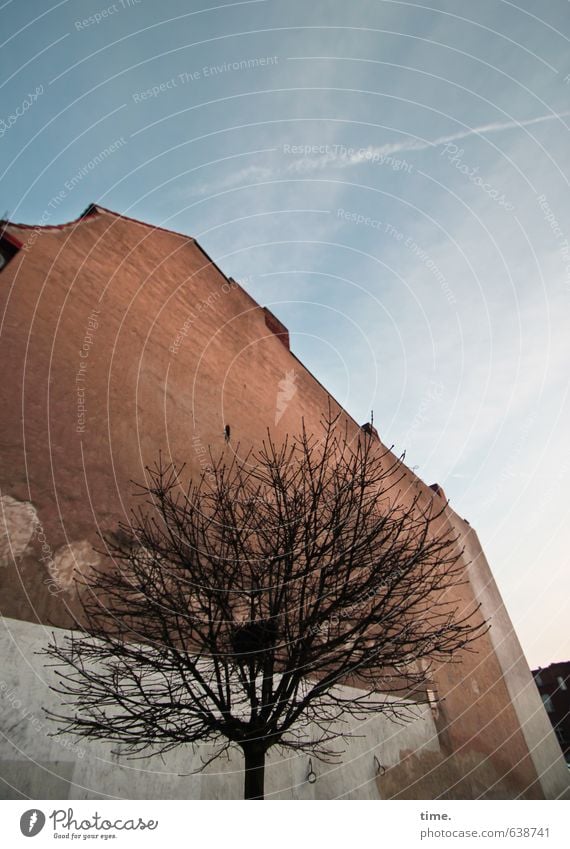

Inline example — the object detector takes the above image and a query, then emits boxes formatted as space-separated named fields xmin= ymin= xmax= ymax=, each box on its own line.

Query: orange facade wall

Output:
xmin=1 ymin=207 xmax=564 ymax=798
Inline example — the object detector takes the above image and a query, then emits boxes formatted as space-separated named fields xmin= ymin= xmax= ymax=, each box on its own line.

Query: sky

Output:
xmin=1 ymin=0 xmax=569 ymax=669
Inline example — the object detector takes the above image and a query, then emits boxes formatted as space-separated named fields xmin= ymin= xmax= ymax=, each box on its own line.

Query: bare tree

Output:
xmin=44 ymin=411 xmax=485 ymax=799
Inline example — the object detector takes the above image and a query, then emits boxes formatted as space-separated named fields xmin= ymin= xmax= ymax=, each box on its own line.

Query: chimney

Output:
xmin=263 ymin=307 xmax=290 ymax=350
xmin=429 ymin=483 xmax=447 ymax=500
xmin=360 ymin=422 xmax=379 ymax=440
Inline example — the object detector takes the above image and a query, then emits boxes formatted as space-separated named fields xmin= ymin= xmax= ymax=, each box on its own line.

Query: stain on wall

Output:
xmin=0 ymin=496 xmax=39 ymax=565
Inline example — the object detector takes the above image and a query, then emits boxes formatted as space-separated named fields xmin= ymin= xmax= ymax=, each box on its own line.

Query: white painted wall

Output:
xmin=0 ymin=616 xmax=440 ymax=800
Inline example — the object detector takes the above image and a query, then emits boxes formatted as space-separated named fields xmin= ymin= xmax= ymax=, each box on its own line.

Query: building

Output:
xmin=532 ymin=663 xmax=570 ymax=765
xmin=0 ymin=205 xmax=568 ymax=800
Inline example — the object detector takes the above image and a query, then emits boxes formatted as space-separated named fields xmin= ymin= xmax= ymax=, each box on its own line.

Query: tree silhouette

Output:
xmin=44 ymin=411 xmax=485 ymax=799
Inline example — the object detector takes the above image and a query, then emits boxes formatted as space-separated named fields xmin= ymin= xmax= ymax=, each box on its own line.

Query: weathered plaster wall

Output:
xmin=0 ymin=617 xmax=441 ymax=800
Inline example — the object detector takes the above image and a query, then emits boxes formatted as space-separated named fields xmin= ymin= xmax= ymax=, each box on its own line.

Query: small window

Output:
xmin=557 ymin=676 xmax=567 ymax=691
xmin=0 ymin=232 xmax=20 ymax=270
xmin=542 ymin=694 xmax=554 ymax=714
xmin=534 ymin=671 xmax=542 ymax=686
xmin=555 ymin=726 xmax=566 ymax=745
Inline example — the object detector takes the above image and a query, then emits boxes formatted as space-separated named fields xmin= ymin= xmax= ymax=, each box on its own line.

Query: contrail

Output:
xmin=288 ymin=111 xmax=570 ymax=172
xmin=191 ymin=110 xmax=570 ymax=194
xmin=391 ymin=110 xmax=570 ymax=154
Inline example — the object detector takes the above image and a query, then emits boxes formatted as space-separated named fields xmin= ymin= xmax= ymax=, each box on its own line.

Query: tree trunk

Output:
xmin=242 ymin=742 xmax=266 ymax=800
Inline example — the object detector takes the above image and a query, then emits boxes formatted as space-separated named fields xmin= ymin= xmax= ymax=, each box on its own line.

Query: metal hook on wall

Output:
xmin=307 ymin=757 xmax=317 ymax=784
xmin=373 ymin=755 xmax=385 ymax=776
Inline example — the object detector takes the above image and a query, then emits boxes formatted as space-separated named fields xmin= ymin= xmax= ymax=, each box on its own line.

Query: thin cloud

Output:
xmin=287 ymin=110 xmax=570 ymax=173
xmin=189 ymin=164 xmax=275 ymax=197
xmin=181 ymin=111 xmax=570 ymax=196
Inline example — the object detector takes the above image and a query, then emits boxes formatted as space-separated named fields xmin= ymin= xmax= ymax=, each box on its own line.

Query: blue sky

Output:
xmin=1 ymin=0 xmax=569 ymax=668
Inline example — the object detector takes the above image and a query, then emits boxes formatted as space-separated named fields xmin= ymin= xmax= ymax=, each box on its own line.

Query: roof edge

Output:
xmin=0 ymin=204 xmax=99 ymax=233
xmin=1 ymin=203 xmax=199 ymax=243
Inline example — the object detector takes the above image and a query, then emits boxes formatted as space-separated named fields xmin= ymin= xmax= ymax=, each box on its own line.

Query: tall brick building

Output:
xmin=0 ymin=205 xmax=568 ymax=799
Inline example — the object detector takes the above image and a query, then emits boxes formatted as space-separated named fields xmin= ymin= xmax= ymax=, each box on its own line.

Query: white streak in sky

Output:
xmin=288 ymin=111 xmax=570 ymax=173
